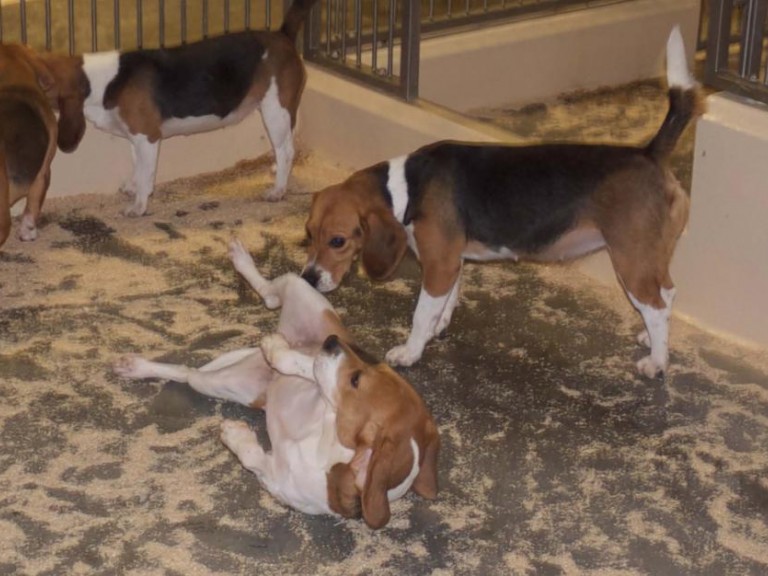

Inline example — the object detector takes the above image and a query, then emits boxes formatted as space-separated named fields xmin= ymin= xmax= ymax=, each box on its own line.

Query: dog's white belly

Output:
xmin=264 ymin=377 xmax=354 ymax=515
xmin=463 ymin=242 xmax=520 ymax=262
xmin=532 ymin=227 xmax=606 ymax=262
xmin=161 ymin=100 xmax=258 ymax=138
xmin=463 ymin=228 xmax=605 ymax=263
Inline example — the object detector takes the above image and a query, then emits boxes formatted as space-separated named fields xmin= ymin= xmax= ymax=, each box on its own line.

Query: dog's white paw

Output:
xmin=220 ymin=420 xmax=253 ymax=449
xmin=228 ymin=238 xmax=256 ymax=272
xmin=261 ymin=333 xmax=291 ymax=368
xmin=113 ymin=355 xmax=152 ymax=379
xmin=636 ymin=355 xmax=666 ymax=379
xmin=637 ymin=330 xmax=651 ymax=348
xmin=119 ymin=179 xmax=137 ymax=196
xmin=123 ymin=200 xmax=147 ymax=218
xmin=18 ymin=224 xmax=38 ymax=242
xmin=385 ymin=344 xmax=421 ymax=367
xmin=264 ymin=186 xmax=286 ymax=202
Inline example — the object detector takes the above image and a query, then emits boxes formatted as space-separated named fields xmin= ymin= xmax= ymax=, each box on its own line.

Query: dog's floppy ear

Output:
xmin=361 ymin=432 xmax=415 ymax=529
xmin=326 ymin=462 xmax=362 ymax=519
xmin=41 ymin=54 xmax=88 ymax=153
xmin=411 ymin=419 xmax=440 ymax=500
xmin=57 ymin=93 xmax=87 ymax=153
xmin=360 ymin=208 xmax=407 ymax=281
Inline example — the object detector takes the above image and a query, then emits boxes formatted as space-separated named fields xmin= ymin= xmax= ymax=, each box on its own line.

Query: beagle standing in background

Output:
xmin=41 ymin=0 xmax=318 ymax=216
xmin=114 ymin=238 xmax=439 ymax=529
xmin=0 ymin=44 xmax=61 ymax=249
xmin=301 ymin=27 xmax=704 ymax=378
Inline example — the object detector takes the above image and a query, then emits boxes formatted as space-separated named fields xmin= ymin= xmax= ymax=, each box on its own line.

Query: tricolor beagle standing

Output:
xmin=0 ymin=44 xmax=61 ymax=249
xmin=301 ymin=27 xmax=704 ymax=378
xmin=41 ymin=0 xmax=318 ymax=216
xmin=114 ymin=238 xmax=439 ymax=529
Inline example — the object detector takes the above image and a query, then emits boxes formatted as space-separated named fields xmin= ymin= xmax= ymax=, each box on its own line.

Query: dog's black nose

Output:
xmin=322 ymin=334 xmax=341 ymax=354
xmin=301 ymin=267 xmax=320 ymax=288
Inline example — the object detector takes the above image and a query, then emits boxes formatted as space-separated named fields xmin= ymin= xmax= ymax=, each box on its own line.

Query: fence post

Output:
xmin=400 ymin=0 xmax=421 ymax=101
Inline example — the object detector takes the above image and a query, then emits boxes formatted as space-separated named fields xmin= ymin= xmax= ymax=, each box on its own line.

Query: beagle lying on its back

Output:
xmin=41 ymin=0 xmax=318 ymax=216
xmin=114 ymin=239 xmax=439 ymax=529
xmin=0 ymin=44 xmax=60 ymax=249
xmin=301 ymin=27 xmax=704 ymax=378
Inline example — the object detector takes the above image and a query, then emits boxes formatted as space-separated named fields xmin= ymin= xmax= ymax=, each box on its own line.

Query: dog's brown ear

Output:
xmin=57 ymin=95 xmax=87 ymax=153
xmin=361 ymin=209 xmax=407 ymax=281
xmin=411 ymin=419 xmax=440 ymax=500
xmin=41 ymin=55 xmax=88 ymax=153
xmin=327 ymin=462 xmax=362 ymax=519
xmin=360 ymin=431 xmax=417 ymax=529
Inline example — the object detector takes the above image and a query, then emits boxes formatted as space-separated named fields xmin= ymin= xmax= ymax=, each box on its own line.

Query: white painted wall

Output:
xmin=673 ymin=94 xmax=768 ymax=348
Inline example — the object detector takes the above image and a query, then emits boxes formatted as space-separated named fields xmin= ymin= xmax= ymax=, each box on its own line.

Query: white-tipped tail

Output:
xmin=666 ymin=25 xmax=695 ymax=90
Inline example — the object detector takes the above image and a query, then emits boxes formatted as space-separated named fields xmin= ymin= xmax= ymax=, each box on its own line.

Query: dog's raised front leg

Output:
xmin=124 ymin=134 xmax=159 ymax=217
xmin=261 ymin=334 xmax=315 ymax=381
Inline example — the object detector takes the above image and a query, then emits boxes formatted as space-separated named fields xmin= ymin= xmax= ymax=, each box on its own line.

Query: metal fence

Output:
xmin=0 ymin=0 xmax=282 ymax=54
xmin=705 ymin=0 xmax=768 ymax=104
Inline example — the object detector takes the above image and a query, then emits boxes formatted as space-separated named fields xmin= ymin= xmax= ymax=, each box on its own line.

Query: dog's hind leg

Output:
xmin=113 ymin=348 xmax=272 ymax=407
xmin=260 ymin=77 xmax=293 ymax=202
xmin=124 ymin=134 xmax=159 ymax=217
xmin=609 ymin=246 xmax=676 ymax=379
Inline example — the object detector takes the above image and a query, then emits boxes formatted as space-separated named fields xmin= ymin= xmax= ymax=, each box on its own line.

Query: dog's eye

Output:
xmin=350 ymin=370 xmax=361 ymax=389
xmin=329 ymin=236 xmax=346 ymax=249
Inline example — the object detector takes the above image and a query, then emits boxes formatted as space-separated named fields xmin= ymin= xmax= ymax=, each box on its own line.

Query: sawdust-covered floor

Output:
xmin=2 ymin=82 xmax=768 ymax=574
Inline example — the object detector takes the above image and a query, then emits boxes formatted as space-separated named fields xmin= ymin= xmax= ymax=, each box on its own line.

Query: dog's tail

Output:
xmin=646 ymin=26 xmax=705 ymax=162
xmin=280 ymin=0 xmax=321 ymax=44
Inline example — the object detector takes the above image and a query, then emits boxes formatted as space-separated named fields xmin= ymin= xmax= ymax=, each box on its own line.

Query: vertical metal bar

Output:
xmin=203 ymin=0 xmax=209 ymax=38
xmin=340 ymin=0 xmax=347 ymax=63
xmin=706 ymin=0 xmax=734 ymax=84
xmin=91 ymin=0 xmax=97 ymax=51
xmin=399 ymin=0 xmax=420 ymax=101
xmin=45 ymin=0 xmax=52 ymax=50
xmin=0 ymin=2 xmax=4 ymax=44
xmin=739 ymin=0 xmax=768 ymax=80
xmin=465 ymin=0 xmax=470 ymax=16
xmin=428 ymin=0 xmax=434 ymax=21
xmin=181 ymin=0 xmax=187 ymax=44
xmin=355 ymin=0 xmax=362 ymax=67
xmin=304 ymin=0 xmax=321 ymax=58
xmin=224 ymin=0 xmax=230 ymax=33
xmin=447 ymin=0 xmax=452 ymax=19
xmin=68 ymin=0 xmax=75 ymax=55
xmin=266 ymin=0 xmax=271 ymax=30
xmin=326 ymin=0 xmax=331 ymax=55
xmin=20 ymin=0 xmax=27 ymax=44
xmin=137 ymin=0 xmax=143 ymax=48
xmin=245 ymin=0 xmax=251 ymax=30
xmin=372 ymin=0 xmax=379 ymax=72
xmin=159 ymin=0 xmax=165 ymax=47
xmin=386 ymin=0 xmax=395 ymax=76
xmin=114 ymin=0 xmax=121 ymax=49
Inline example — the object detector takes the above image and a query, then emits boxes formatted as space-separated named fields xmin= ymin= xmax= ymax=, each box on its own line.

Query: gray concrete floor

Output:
xmin=1 ymin=79 xmax=768 ymax=575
